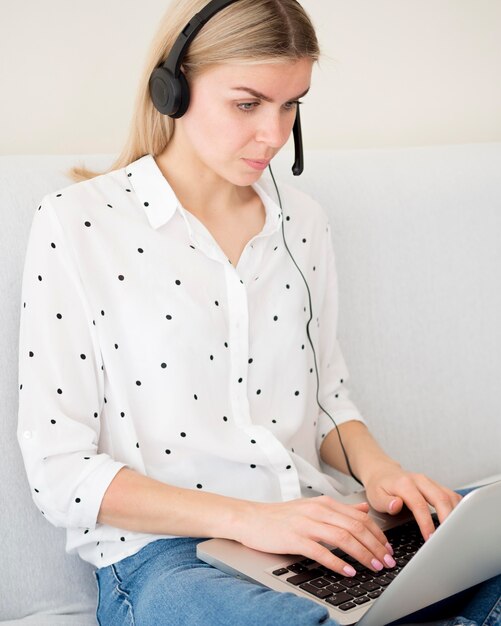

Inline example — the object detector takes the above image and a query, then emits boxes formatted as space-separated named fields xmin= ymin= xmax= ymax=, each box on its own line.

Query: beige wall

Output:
xmin=1 ymin=0 xmax=500 ymax=154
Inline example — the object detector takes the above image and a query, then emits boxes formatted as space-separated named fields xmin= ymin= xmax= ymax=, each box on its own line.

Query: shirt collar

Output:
xmin=125 ymin=153 xmax=282 ymax=235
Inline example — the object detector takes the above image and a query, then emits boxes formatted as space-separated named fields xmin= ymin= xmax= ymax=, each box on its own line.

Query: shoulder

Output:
xmin=40 ymin=166 xmax=128 ymax=215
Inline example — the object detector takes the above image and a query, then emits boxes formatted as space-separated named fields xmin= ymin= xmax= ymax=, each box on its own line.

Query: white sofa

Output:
xmin=1 ymin=145 xmax=500 ymax=624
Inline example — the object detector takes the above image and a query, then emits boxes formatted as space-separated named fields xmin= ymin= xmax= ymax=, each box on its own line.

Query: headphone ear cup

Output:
xmin=149 ymin=66 xmax=190 ymax=118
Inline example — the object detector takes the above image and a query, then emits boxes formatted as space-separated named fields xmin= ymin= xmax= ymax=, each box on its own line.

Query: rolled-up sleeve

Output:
xmin=17 ymin=197 xmax=125 ymax=530
xmin=315 ymin=221 xmax=366 ymax=453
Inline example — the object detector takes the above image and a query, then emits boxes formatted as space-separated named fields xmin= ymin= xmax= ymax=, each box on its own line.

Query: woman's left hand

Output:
xmin=363 ymin=463 xmax=463 ymax=541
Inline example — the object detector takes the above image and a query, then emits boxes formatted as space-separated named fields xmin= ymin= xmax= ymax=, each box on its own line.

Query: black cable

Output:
xmin=268 ymin=164 xmax=364 ymax=488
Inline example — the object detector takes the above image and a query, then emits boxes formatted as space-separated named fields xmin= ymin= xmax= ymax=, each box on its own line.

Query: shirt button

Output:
xmin=23 ymin=430 xmax=32 ymax=439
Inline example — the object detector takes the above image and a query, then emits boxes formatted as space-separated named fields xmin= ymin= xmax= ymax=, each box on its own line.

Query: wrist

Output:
xmin=359 ymin=458 xmax=402 ymax=487
xmin=210 ymin=494 xmax=258 ymax=543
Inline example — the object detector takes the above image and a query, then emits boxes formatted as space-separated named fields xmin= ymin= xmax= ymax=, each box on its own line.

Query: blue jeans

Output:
xmin=95 ymin=489 xmax=501 ymax=626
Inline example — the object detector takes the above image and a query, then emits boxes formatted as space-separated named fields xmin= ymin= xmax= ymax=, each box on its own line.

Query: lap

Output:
xmin=95 ymin=537 xmax=337 ymax=626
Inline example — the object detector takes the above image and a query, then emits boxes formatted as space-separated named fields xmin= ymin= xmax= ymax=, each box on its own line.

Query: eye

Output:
xmin=283 ymin=100 xmax=303 ymax=111
xmin=237 ymin=102 xmax=259 ymax=113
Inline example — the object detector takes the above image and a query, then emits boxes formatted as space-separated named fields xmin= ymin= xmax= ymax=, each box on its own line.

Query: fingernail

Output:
xmin=385 ymin=542 xmax=394 ymax=555
xmin=343 ymin=565 xmax=357 ymax=577
xmin=384 ymin=554 xmax=396 ymax=568
xmin=427 ymin=532 xmax=434 ymax=541
xmin=388 ymin=499 xmax=398 ymax=513
xmin=371 ymin=559 xmax=384 ymax=571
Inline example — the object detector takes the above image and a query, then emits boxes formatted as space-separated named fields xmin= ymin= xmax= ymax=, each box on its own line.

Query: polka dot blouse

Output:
xmin=17 ymin=154 xmax=365 ymax=567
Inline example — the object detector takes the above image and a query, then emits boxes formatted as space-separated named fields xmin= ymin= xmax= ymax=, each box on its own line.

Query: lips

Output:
xmin=242 ymin=158 xmax=271 ymax=171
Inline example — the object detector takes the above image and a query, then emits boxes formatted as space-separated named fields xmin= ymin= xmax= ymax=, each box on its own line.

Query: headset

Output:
xmin=149 ymin=0 xmax=362 ymax=487
xmin=149 ymin=0 xmax=304 ymax=176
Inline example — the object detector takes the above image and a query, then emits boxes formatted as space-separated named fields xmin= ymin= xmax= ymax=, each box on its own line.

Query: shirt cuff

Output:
xmin=66 ymin=458 xmax=127 ymax=531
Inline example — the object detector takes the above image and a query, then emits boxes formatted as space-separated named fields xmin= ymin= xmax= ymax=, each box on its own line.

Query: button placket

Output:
xmin=224 ymin=264 xmax=301 ymax=501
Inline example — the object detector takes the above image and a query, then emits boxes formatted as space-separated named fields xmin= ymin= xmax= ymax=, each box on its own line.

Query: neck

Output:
xmin=154 ymin=131 xmax=254 ymax=218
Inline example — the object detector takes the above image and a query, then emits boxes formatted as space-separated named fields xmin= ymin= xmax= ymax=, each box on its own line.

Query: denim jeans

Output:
xmin=95 ymin=489 xmax=501 ymax=626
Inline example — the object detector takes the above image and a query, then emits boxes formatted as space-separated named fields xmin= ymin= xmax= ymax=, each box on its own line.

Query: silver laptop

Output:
xmin=197 ymin=480 xmax=501 ymax=626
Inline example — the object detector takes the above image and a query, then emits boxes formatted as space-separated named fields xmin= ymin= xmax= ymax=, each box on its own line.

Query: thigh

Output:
xmin=96 ymin=538 xmax=339 ymax=626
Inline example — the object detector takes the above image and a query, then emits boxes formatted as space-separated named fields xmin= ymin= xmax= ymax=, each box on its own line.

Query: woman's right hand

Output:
xmin=235 ymin=495 xmax=396 ymax=577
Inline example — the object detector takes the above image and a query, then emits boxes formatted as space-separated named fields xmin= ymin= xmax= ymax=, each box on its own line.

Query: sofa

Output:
xmin=1 ymin=144 xmax=500 ymax=624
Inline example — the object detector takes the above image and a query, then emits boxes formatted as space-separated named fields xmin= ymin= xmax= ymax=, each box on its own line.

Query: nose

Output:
xmin=255 ymin=109 xmax=292 ymax=150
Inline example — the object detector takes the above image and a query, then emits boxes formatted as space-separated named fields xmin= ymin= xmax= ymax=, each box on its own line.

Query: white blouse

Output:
xmin=17 ymin=154 xmax=365 ymax=567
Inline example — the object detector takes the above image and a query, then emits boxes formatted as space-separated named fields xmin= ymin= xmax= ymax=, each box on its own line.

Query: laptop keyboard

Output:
xmin=271 ymin=516 xmax=439 ymax=614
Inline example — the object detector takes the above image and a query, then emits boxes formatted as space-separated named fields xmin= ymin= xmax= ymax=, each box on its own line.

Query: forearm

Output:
xmin=98 ymin=467 xmax=251 ymax=539
xmin=319 ymin=421 xmax=400 ymax=485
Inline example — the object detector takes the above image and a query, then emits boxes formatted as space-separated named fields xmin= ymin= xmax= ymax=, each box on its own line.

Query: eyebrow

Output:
xmin=231 ymin=86 xmax=310 ymax=102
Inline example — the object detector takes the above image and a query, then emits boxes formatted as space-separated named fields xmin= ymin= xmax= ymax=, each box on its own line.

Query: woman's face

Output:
xmin=174 ymin=58 xmax=313 ymax=186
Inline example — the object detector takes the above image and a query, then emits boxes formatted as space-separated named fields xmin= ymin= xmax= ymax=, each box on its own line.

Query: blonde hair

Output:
xmin=68 ymin=0 xmax=320 ymax=182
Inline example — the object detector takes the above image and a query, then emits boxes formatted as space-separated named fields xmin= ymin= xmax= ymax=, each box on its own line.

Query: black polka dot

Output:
xmin=127 ymin=172 xmax=132 ymax=177
xmin=50 ymin=419 xmax=56 ymax=424
xmin=248 ymin=358 xmax=253 ymax=364
xmin=29 ymin=351 xmax=34 ymax=357
xmin=57 ymin=388 xmax=62 ymax=394
xmin=136 ymin=380 xmax=141 ymax=386
xmin=107 ymin=204 xmax=113 ymax=208
xmin=175 ymin=279 xmax=181 ymax=285
xmin=166 ymin=314 xmax=172 ymax=320
xmin=196 ymin=484 xmax=203 ymax=489
xmin=101 ymin=310 xmax=105 ymax=316
xmin=136 ymin=442 xmax=140 ymax=448
xmin=84 ymin=221 xmax=91 ymax=227
xmin=238 ymin=378 xmax=243 ymax=383
xmin=56 ymin=313 xmax=62 ymax=319
xmin=126 ymin=189 xmax=131 ymax=193
xmin=250 ymin=464 xmax=256 ymax=468
xmin=180 ymin=432 xmax=186 ymax=437
xmin=286 ymin=465 xmax=292 ymax=470
xmin=120 ymin=536 xmax=125 ymax=542
xmin=272 ymin=419 xmax=277 ymax=424
xmin=273 ymin=315 xmax=278 ymax=321
xmin=256 ymin=389 xmax=261 ymax=395
xmin=144 ymin=202 xmax=149 ymax=207
xmin=294 ymin=390 xmax=300 ymax=396
xmin=75 ymin=498 xmax=81 ymax=503
xmin=165 ymin=449 xmax=171 ymax=454
xmin=120 ymin=412 xmax=125 ymax=418
xmin=114 ymin=343 xmax=119 ymax=349
xmin=51 ymin=243 xmax=56 ymax=249
xmin=161 ymin=362 xmax=167 ymax=368
xmin=302 ymin=238 xmax=307 ymax=243
xmin=38 ymin=275 xmax=42 ymax=281
xmin=138 ymin=248 xmax=144 ymax=253
xmin=118 ymin=275 xmax=124 ymax=281
xmin=215 ymin=300 xmax=219 ymax=306
xmin=223 ymin=416 xmax=228 ymax=422
xmin=94 ymin=412 xmax=98 ymax=418
xmin=56 ymin=194 xmax=62 ymax=198
xmin=194 ymin=394 xmax=198 ymax=400
xmin=250 ymin=439 xmax=256 ymax=444
xmin=286 ymin=216 xmax=290 ymax=221
xmin=80 ymin=354 xmax=86 ymax=359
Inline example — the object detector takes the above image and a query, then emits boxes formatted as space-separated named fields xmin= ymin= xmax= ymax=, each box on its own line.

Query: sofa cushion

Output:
xmin=0 ymin=155 xmax=113 ymax=623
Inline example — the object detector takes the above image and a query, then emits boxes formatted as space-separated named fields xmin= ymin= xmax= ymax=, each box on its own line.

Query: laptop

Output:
xmin=197 ymin=479 xmax=501 ymax=626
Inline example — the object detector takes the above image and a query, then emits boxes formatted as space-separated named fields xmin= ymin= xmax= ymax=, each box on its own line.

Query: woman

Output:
xmin=17 ymin=1 xmax=499 ymax=624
